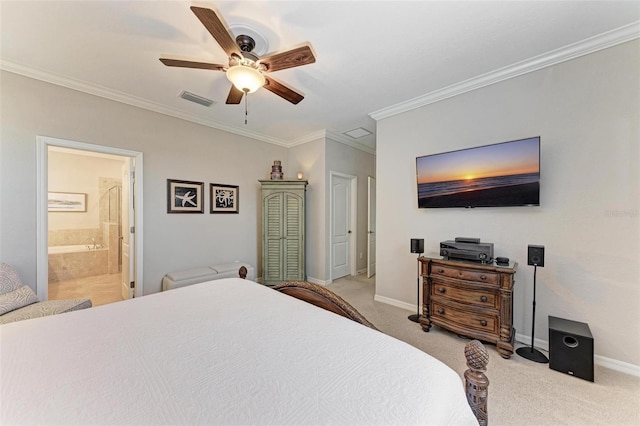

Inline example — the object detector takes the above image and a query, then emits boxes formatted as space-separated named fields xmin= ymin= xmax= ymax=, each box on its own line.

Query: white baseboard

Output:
xmin=307 ymin=271 xmax=369 ymax=286
xmin=515 ymin=332 xmax=640 ymax=378
xmin=514 ymin=332 xmax=550 ymax=352
xmin=594 ymin=355 xmax=640 ymax=377
xmin=375 ymin=295 xmax=640 ymax=378
xmin=306 ymin=276 xmax=331 ymax=286
xmin=373 ymin=294 xmax=414 ymax=312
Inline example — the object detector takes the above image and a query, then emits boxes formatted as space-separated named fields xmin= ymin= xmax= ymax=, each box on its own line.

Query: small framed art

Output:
xmin=48 ymin=192 xmax=87 ymax=212
xmin=210 ymin=183 xmax=239 ymax=214
xmin=167 ymin=179 xmax=204 ymax=213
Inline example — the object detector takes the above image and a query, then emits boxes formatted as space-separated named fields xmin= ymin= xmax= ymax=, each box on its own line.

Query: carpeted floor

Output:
xmin=327 ymin=274 xmax=640 ymax=426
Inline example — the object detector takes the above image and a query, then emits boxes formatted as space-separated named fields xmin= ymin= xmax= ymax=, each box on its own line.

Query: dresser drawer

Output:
xmin=430 ymin=264 xmax=498 ymax=286
xmin=431 ymin=281 xmax=497 ymax=308
xmin=432 ymin=300 xmax=498 ymax=334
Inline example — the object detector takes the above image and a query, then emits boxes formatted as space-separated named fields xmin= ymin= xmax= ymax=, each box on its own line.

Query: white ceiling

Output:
xmin=1 ymin=1 xmax=639 ymax=152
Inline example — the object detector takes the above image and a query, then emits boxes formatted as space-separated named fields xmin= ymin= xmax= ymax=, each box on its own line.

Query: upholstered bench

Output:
xmin=162 ymin=262 xmax=254 ymax=291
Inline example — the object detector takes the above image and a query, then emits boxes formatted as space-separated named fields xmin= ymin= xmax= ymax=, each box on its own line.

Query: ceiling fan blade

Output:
xmin=190 ymin=6 xmax=241 ymax=58
xmin=260 ymin=45 xmax=316 ymax=73
xmin=159 ymin=58 xmax=225 ymax=71
xmin=226 ymin=85 xmax=244 ymax=104
xmin=263 ymin=76 xmax=304 ymax=105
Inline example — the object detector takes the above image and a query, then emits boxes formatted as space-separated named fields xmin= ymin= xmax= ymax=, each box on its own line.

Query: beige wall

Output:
xmin=0 ymin=71 xmax=376 ymax=294
xmin=288 ymin=138 xmax=327 ymax=282
xmin=288 ymin=137 xmax=376 ymax=283
xmin=326 ymin=138 xmax=376 ymax=277
xmin=0 ymin=70 xmax=287 ymax=294
xmin=375 ymin=40 xmax=640 ymax=366
xmin=48 ymin=150 xmax=124 ymax=231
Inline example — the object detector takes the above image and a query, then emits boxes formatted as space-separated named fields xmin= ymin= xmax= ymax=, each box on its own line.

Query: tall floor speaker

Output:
xmin=408 ymin=239 xmax=424 ymax=323
xmin=549 ymin=316 xmax=594 ymax=382
xmin=517 ymin=244 xmax=548 ymax=363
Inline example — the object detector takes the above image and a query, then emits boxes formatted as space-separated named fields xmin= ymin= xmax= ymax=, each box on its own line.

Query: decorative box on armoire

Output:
xmin=259 ymin=180 xmax=307 ymax=286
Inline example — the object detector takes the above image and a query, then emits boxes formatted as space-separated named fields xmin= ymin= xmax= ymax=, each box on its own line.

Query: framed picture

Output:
xmin=48 ymin=192 xmax=87 ymax=212
xmin=210 ymin=183 xmax=239 ymax=214
xmin=167 ymin=179 xmax=204 ymax=213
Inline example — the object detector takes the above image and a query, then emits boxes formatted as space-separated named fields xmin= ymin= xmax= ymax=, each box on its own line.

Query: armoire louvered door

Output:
xmin=260 ymin=180 xmax=307 ymax=285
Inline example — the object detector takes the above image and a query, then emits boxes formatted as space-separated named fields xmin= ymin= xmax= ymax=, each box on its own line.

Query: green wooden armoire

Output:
xmin=259 ymin=180 xmax=307 ymax=285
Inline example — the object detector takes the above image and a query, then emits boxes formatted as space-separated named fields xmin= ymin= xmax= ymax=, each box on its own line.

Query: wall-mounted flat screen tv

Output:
xmin=416 ymin=136 xmax=540 ymax=208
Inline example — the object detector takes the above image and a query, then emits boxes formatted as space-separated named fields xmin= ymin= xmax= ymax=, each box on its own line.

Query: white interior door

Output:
xmin=121 ymin=160 xmax=135 ymax=299
xmin=331 ymin=175 xmax=351 ymax=280
xmin=367 ymin=177 xmax=376 ymax=278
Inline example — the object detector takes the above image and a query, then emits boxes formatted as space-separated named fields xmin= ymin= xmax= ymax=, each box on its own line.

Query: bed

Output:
xmin=1 ymin=278 xmax=486 ymax=425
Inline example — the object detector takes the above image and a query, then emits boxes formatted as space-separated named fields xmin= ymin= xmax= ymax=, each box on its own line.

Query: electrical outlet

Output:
xmin=359 ymin=252 xmax=363 ymax=259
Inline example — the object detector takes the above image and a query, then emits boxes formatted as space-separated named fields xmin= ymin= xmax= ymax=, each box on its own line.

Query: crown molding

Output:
xmin=0 ymin=59 xmax=375 ymax=153
xmin=324 ymin=130 xmax=376 ymax=155
xmin=3 ymin=20 xmax=637 ymax=151
xmin=0 ymin=59 xmax=291 ymax=147
xmin=370 ymin=21 xmax=640 ymax=121
xmin=288 ymin=129 xmax=327 ymax=146
xmin=288 ymin=129 xmax=375 ymax=155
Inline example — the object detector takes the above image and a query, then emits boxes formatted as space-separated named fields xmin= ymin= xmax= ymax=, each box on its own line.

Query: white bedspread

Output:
xmin=1 ymin=278 xmax=478 ymax=425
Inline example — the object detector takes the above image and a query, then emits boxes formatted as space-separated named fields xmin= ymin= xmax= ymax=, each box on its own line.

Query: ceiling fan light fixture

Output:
xmin=226 ymin=64 xmax=265 ymax=94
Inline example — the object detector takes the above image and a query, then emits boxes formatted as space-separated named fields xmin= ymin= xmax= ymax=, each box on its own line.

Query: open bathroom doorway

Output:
xmin=36 ymin=137 xmax=144 ymax=306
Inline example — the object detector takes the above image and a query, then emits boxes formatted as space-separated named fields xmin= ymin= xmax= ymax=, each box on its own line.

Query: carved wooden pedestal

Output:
xmin=465 ymin=340 xmax=490 ymax=425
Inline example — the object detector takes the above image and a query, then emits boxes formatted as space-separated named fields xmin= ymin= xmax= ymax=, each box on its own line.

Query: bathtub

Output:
xmin=48 ymin=244 xmax=103 ymax=254
xmin=48 ymin=245 xmax=109 ymax=282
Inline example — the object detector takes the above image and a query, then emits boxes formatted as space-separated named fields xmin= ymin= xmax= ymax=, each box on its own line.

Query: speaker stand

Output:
xmin=408 ymin=253 xmax=421 ymax=323
xmin=517 ymin=264 xmax=549 ymax=363
xmin=516 ymin=346 xmax=549 ymax=363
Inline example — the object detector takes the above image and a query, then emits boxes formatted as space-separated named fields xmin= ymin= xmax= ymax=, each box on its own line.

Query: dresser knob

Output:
xmin=480 ymin=296 xmax=488 ymax=303
xmin=480 ymin=275 xmax=487 ymax=280
xmin=480 ymin=320 xmax=487 ymax=327
xmin=438 ymin=308 xmax=445 ymax=315
xmin=438 ymin=287 xmax=446 ymax=294
xmin=438 ymin=269 xmax=444 ymax=273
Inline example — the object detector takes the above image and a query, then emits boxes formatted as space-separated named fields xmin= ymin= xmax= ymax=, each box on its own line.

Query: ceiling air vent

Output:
xmin=179 ymin=91 xmax=214 ymax=107
xmin=343 ymin=127 xmax=372 ymax=139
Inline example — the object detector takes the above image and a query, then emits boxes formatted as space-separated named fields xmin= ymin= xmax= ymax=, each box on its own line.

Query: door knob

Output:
xmin=348 ymin=230 xmax=352 ymax=234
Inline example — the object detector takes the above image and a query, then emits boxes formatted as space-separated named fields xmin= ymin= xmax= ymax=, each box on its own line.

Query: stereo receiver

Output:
xmin=440 ymin=238 xmax=494 ymax=263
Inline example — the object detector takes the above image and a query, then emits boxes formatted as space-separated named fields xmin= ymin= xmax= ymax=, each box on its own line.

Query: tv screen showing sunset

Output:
xmin=416 ymin=137 xmax=540 ymax=208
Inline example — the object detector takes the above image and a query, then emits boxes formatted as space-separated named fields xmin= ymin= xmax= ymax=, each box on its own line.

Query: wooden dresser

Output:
xmin=419 ymin=257 xmax=517 ymax=358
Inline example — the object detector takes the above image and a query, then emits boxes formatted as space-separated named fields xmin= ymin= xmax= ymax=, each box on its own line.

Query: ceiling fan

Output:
xmin=160 ymin=6 xmax=316 ymax=105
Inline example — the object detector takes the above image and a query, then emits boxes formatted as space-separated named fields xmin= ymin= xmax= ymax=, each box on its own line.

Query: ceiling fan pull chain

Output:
xmin=244 ymin=92 xmax=248 ymax=125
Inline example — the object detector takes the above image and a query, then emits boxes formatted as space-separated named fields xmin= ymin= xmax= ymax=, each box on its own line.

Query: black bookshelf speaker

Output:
xmin=410 ymin=238 xmax=424 ymax=254
xmin=527 ymin=245 xmax=545 ymax=267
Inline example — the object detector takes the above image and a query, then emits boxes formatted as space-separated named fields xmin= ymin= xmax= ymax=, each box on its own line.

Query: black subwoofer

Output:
xmin=549 ymin=316 xmax=594 ymax=382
